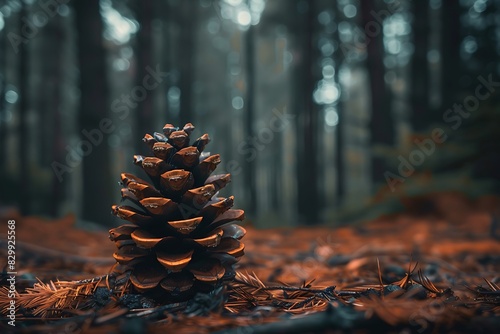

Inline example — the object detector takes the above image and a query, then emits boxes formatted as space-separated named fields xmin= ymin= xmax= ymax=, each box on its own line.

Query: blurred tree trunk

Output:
xmin=0 ymin=28 xmax=6 ymax=176
xmin=335 ymin=107 xmax=344 ymax=205
xmin=133 ymin=0 xmax=154 ymax=153
xmin=333 ymin=6 xmax=345 ymax=205
xmin=161 ymin=0 xmax=172 ymax=123
xmin=244 ymin=22 xmax=257 ymax=217
xmin=440 ymin=1 xmax=461 ymax=108
xmin=37 ymin=17 xmax=62 ymax=166
xmin=410 ymin=0 xmax=430 ymax=131
xmin=36 ymin=49 xmax=50 ymax=166
xmin=360 ymin=0 xmax=394 ymax=189
xmin=294 ymin=0 xmax=319 ymax=224
xmin=74 ymin=0 xmax=113 ymax=225
xmin=49 ymin=17 xmax=65 ymax=217
xmin=18 ymin=2 xmax=30 ymax=214
xmin=178 ymin=2 xmax=197 ymax=126
xmin=475 ymin=2 xmax=497 ymax=76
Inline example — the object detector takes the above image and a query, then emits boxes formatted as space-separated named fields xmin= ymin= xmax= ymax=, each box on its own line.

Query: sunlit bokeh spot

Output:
xmin=33 ymin=12 xmax=49 ymax=27
xmin=322 ymin=65 xmax=335 ymax=79
xmin=324 ymin=107 xmax=339 ymax=127
xmin=313 ymin=81 xmax=340 ymax=105
xmin=462 ymin=36 xmax=478 ymax=54
xmin=168 ymin=86 xmax=181 ymax=101
xmin=232 ymin=96 xmax=244 ymax=110
xmin=338 ymin=21 xmax=350 ymax=35
xmin=0 ymin=6 xmax=11 ymax=18
xmin=57 ymin=4 xmax=70 ymax=17
xmin=226 ymin=0 xmax=243 ymax=6
xmin=168 ymin=86 xmax=180 ymax=117
xmin=221 ymin=5 xmax=232 ymax=19
xmin=386 ymin=40 xmax=401 ymax=54
xmin=473 ymin=0 xmax=487 ymax=13
xmin=318 ymin=11 xmax=331 ymax=25
xmin=113 ymin=58 xmax=130 ymax=71
xmin=119 ymin=46 xmax=133 ymax=59
xmin=320 ymin=41 xmax=335 ymax=56
xmin=207 ymin=18 xmax=221 ymax=34
xmin=237 ymin=10 xmax=251 ymax=26
xmin=101 ymin=0 xmax=138 ymax=44
xmin=343 ymin=4 xmax=357 ymax=18
xmin=5 ymin=90 xmax=19 ymax=104
xmin=219 ymin=0 xmax=266 ymax=29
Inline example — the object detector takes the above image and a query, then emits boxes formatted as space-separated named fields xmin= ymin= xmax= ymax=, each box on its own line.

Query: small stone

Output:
xmin=327 ymin=254 xmax=351 ymax=266
xmin=384 ymin=284 xmax=402 ymax=295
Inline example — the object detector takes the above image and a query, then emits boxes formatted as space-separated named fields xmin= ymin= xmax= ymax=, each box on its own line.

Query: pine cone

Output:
xmin=109 ymin=123 xmax=245 ymax=300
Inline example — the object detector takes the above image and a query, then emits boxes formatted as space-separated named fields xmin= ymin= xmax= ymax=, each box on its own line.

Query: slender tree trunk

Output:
xmin=410 ymin=0 xmax=430 ymax=131
xmin=74 ymin=0 xmax=113 ymax=225
xmin=134 ymin=0 xmax=154 ymax=153
xmin=333 ymin=5 xmax=345 ymax=205
xmin=37 ymin=72 xmax=50 ymax=165
xmin=161 ymin=0 xmax=172 ymax=124
xmin=49 ymin=17 xmax=65 ymax=217
xmin=18 ymin=3 xmax=30 ymax=214
xmin=244 ymin=23 xmax=257 ymax=217
xmin=335 ymin=105 xmax=344 ymax=205
xmin=360 ymin=0 xmax=394 ymax=189
xmin=475 ymin=2 xmax=497 ymax=76
xmin=296 ymin=0 xmax=319 ymax=224
xmin=178 ymin=2 xmax=197 ymax=126
xmin=37 ymin=16 xmax=61 ymax=167
xmin=440 ymin=1 xmax=461 ymax=109
xmin=0 ymin=28 xmax=6 ymax=176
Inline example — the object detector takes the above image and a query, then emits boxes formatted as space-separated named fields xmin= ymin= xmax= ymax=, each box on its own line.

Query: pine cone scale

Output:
xmin=156 ymin=248 xmax=194 ymax=272
xmin=167 ymin=217 xmax=203 ymax=234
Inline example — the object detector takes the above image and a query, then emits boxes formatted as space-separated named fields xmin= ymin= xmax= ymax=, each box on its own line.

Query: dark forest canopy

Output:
xmin=0 ymin=0 xmax=499 ymax=226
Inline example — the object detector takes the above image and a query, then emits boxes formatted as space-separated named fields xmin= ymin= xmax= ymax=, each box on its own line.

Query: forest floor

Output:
xmin=1 ymin=191 xmax=499 ymax=333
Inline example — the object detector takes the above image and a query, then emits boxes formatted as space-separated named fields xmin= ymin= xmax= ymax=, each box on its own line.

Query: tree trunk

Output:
xmin=49 ymin=16 xmax=65 ymax=217
xmin=133 ymin=0 xmax=154 ymax=153
xmin=161 ymin=0 xmax=172 ymax=124
xmin=178 ymin=2 xmax=197 ymax=126
xmin=18 ymin=2 xmax=30 ymax=214
xmin=333 ymin=5 xmax=345 ymax=205
xmin=410 ymin=0 xmax=430 ymax=131
xmin=244 ymin=23 xmax=257 ymax=217
xmin=474 ymin=2 xmax=497 ymax=76
xmin=295 ymin=0 xmax=319 ymax=224
xmin=0 ymin=27 xmax=6 ymax=176
xmin=73 ymin=0 xmax=113 ymax=225
xmin=360 ymin=0 xmax=394 ymax=189
xmin=440 ymin=1 xmax=461 ymax=109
